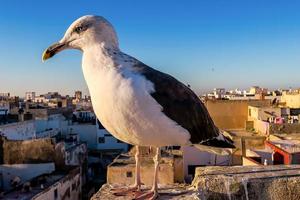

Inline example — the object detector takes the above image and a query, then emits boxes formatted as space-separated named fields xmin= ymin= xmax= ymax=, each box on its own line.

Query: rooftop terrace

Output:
xmin=3 ymin=167 xmax=79 ymax=200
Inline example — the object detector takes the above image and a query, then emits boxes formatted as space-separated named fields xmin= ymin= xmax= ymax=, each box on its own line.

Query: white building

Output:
xmin=248 ymin=86 xmax=268 ymax=95
xmin=0 ymin=121 xmax=36 ymax=140
xmin=0 ymin=113 xmax=69 ymax=140
xmin=34 ymin=96 xmax=48 ymax=103
xmin=2 ymin=166 xmax=81 ymax=200
xmin=25 ymin=92 xmax=36 ymax=102
xmin=32 ymin=168 xmax=81 ymax=200
xmin=95 ymin=120 xmax=128 ymax=151
xmin=35 ymin=114 xmax=69 ymax=138
xmin=0 ymin=93 xmax=10 ymax=100
xmin=66 ymin=115 xmax=128 ymax=153
xmin=74 ymin=100 xmax=93 ymax=110
xmin=0 ymin=101 xmax=9 ymax=115
xmin=64 ymin=142 xmax=88 ymax=166
xmin=181 ymin=146 xmax=231 ymax=180
xmin=0 ymin=163 xmax=55 ymax=191
xmin=213 ymin=88 xmax=226 ymax=99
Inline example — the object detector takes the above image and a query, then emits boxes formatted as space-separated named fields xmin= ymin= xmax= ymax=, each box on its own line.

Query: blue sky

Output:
xmin=1 ymin=0 xmax=300 ymax=97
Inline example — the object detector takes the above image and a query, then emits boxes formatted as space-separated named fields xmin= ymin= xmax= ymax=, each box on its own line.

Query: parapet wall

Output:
xmin=193 ymin=165 xmax=300 ymax=200
xmin=92 ymin=165 xmax=300 ymax=200
xmin=270 ymin=123 xmax=300 ymax=134
xmin=0 ymin=137 xmax=55 ymax=164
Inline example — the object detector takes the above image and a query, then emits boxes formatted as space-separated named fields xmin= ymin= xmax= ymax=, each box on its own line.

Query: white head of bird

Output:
xmin=42 ymin=15 xmax=119 ymax=61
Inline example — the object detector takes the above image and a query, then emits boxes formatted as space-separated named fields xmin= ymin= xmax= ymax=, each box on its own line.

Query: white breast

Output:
xmin=82 ymin=47 xmax=191 ymax=147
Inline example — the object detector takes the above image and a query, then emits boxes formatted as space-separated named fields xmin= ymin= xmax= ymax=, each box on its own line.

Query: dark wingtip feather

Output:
xmin=201 ymin=135 xmax=235 ymax=148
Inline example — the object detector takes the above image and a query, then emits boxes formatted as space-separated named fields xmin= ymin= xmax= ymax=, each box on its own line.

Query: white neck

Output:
xmin=81 ymin=43 xmax=132 ymax=99
xmin=83 ymin=44 xmax=116 ymax=70
xmin=81 ymin=43 xmax=139 ymax=101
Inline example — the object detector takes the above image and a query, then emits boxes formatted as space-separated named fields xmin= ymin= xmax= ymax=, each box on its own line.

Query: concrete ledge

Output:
xmin=92 ymin=165 xmax=300 ymax=200
xmin=90 ymin=184 xmax=194 ymax=200
xmin=193 ymin=165 xmax=300 ymax=200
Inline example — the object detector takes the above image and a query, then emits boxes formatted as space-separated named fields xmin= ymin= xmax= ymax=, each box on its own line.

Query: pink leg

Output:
xmin=135 ymin=145 xmax=142 ymax=190
xmin=111 ymin=146 xmax=142 ymax=196
xmin=135 ymin=147 xmax=160 ymax=200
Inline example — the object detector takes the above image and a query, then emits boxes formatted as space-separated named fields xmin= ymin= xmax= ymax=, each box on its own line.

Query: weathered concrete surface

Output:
xmin=93 ymin=165 xmax=300 ymax=200
xmin=90 ymin=184 xmax=197 ymax=200
xmin=193 ymin=165 xmax=300 ymax=200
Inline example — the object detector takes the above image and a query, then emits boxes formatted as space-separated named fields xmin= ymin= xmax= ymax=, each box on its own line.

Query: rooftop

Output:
xmin=227 ymin=129 xmax=263 ymax=138
xmin=2 ymin=168 xmax=78 ymax=200
xmin=109 ymin=147 xmax=182 ymax=167
xmin=92 ymin=183 xmax=194 ymax=200
xmin=269 ymin=140 xmax=300 ymax=154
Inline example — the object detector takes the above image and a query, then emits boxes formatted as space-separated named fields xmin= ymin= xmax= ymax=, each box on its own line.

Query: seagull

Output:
xmin=42 ymin=15 xmax=235 ymax=199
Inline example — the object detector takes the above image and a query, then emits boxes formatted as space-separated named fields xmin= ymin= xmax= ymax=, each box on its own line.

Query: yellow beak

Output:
xmin=42 ymin=42 xmax=66 ymax=62
xmin=42 ymin=49 xmax=52 ymax=61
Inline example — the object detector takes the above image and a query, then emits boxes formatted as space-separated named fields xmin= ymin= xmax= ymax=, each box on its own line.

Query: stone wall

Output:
xmin=92 ymin=165 xmax=300 ymax=200
xmin=192 ymin=165 xmax=300 ymax=200
xmin=205 ymin=100 xmax=270 ymax=130
xmin=174 ymin=156 xmax=184 ymax=183
xmin=270 ymin=123 xmax=300 ymax=134
xmin=281 ymin=93 xmax=300 ymax=108
xmin=0 ymin=137 xmax=55 ymax=164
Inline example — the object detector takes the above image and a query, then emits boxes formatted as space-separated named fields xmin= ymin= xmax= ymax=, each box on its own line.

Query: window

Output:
xmin=67 ymin=187 xmax=71 ymax=197
xmin=54 ymin=189 xmax=58 ymax=199
xmin=97 ymin=119 xmax=105 ymax=129
xmin=188 ymin=165 xmax=204 ymax=176
xmin=72 ymin=183 xmax=76 ymax=191
xmin=172 ymin=146 xmax=181 ymax=150
xmin=249 ymin=109 xmax=251 ymax=117
xmin=65 ymin=187 xmax=70 ymax=198
xmin=98 ymin=137 xmax=105 ymax=143
xmin=126 ymin=171 xmax=133 ymax=177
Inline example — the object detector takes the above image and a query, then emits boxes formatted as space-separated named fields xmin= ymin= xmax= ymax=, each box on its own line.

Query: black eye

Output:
xmin=74 ymin=26 xmax=83 ymax=34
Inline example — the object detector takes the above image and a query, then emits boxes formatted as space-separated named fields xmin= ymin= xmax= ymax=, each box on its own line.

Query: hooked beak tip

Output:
xmin=42 ymin=42 xmax=66 ymax=63
xmin=42 ymin=50 xmax=51 ymax=62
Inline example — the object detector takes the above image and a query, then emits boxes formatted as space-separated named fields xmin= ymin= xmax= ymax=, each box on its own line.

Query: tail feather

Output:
xmin=193 ymin=131 xmax=235 ymax=155
xmin=193 ymin=144 xmax=232 ymax=155
xmin=201 ymin=135 xmax=235 ymax=148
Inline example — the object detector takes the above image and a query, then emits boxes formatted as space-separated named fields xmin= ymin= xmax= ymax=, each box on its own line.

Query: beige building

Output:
xmin=25 ymin=92 xmax=36 ymax=102
xmin=106 ymin=145 xmax=233 ymax=185
xmin=248 ymin=106 xmax=282 ymax=121
xmin=74 ymin=91 xmax=82 ymax=101
xmin=204 ymin=99 xmax=270 ymax=130
xmin=249 ymin=86 xmax=268 ymax=95
xmin=107 ymin=147 xmax=184 ymax=186
xmin=281 ymin=91 xmax=300 ymax=108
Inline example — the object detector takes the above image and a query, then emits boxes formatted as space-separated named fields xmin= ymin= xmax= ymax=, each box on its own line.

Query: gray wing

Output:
xmin=132 ymin=62 xmax=234 ymax=147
